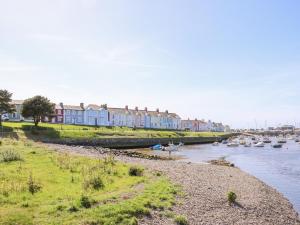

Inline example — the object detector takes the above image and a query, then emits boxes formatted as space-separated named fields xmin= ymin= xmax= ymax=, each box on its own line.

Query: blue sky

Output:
xmin=1 ymin=0 xmax=300 ymax=128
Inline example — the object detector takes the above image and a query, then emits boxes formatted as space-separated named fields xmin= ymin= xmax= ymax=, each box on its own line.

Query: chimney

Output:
xmin=135 ymin=106 xmax=138 ymax=111
xmin=80 ymin=103 xmax=84 ymax=109
xmin=125 ymin=105 xmax=129 ymax=110
xmin=59 ymin=102 xmax=64 ymax=108
xmin=156 ymin=108 xmax=159 ymax=113
xmin=144 ymin=107 xmax=148 ymax=112
xmin=165 ymin=110 xmax=169 ymax=114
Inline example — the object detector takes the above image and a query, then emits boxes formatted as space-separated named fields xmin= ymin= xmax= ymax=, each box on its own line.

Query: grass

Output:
xmin=174 ymin=215 xmax=188 ymax=225
xmin=2 ymin=121 xmax=228 ymax=140
xmin=0 ymin=138 xmax=178 ymax=225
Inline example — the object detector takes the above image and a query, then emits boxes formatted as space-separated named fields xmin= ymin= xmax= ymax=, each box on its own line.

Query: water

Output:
xmin=175 ymin=139 xmax=300 ymax=213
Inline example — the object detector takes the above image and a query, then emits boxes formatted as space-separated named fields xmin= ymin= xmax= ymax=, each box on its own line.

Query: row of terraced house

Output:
xmin=7 ymin=100 xmax=229 ymax=132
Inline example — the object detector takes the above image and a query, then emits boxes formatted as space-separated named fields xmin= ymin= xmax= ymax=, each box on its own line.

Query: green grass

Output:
xmin=2 ymin=121 xmax=228 ymax=140
xmin=0 ymin=138 xmax=178 ymax=225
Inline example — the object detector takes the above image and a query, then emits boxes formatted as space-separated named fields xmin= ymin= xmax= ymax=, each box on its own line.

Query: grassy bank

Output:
xmin=2 ymin=122 xmax=228 ymax=141
xmin=0 ymin=138 xmax=178 ymax=225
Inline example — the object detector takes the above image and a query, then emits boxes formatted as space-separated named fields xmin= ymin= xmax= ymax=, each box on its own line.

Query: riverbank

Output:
xmin=46 ymin=143 xmax=300 ymax=225
xmin=2 ymin=121 xmax=233 ymax=148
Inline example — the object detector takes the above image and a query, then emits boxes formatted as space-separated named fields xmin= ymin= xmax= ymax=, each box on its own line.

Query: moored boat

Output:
xmin=263 ymin=138 xmax=272 ymax=143
xmin=254 ymin=142 xmax=264 ymax=147
xmin=151 ymin=144 xmax=163 ymax=150
xmin=277 ymin=139 xmax=287 ymax=144
xmin=227 ymin=142 xmax=239 ymax=147
xmin=212 ymin=142 xmax=219 ymax=146
xmin=273 ymin=144 xmax=282 ymax=148
xmin=244 ymin=143 xmax=251 ymax=147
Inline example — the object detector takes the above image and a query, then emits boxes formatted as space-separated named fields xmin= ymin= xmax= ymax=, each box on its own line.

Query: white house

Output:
xmin=85 ymin=104 xmax=109 ymax=126
xmin=63 ymin=103 xmax=85 ymax=125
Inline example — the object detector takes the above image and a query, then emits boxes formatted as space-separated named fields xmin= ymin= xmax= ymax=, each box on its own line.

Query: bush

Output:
xmin=227 ymin=191 xmax=237 ymax=204
xmin=28 ymin=173 xmax=42 ymax=195
xmin=83 ymin=175 xmax=104 ymax=190
xmin=80 ymin=195 xmax=92 ymax=208
xmin=68 ymin=205 xmax=79 ymax=213
xmin=0 ymin=149 xmax=22 ymax=162
xmin=174 ymin=215 xmax=188 ymax=225
xmin=129 ymin=166 xmax=144 ymax=176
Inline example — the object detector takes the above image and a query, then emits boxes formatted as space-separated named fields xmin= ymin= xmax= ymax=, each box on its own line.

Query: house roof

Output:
xmin=55 ymin=104 xmax=63 ymax=110
xmin=86 ymin=104 xmax=101 ymax=110
xmin=108 ymin=107 xmax=180 ymax=119
xmin=63 ymin=105 xmax=84 ymax=110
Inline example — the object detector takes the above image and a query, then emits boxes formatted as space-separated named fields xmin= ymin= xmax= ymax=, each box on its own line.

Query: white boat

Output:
xmin=227 ymin=142 xmax=239 ymax=147
xmin=212 ymin=142 xmax=219 ymax=146
xmin=164 ymin=142 xmax=183 ymax=152
xmin=244 ymin=143 xmax=251 ymax=147
xmin=254 ymin=142 xmax=264 ymax=147
xmin=277 ymin=139 xmax=287 ymax=144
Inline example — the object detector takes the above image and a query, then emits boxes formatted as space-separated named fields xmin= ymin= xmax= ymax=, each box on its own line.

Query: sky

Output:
xmin=1 ymin=0 xmax=300 ymax=128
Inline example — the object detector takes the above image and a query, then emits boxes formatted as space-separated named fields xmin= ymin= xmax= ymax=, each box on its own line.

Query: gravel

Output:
xmin=45 ymin=143 xmax=300 ymax=225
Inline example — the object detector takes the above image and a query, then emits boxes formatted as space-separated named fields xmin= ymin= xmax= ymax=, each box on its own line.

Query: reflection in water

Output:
xmin=175 ymin=140 xmax=300 ymax=212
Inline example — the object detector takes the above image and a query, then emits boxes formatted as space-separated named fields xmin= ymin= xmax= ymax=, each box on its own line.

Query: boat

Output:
xmin=295 ymin=139 xmax=300 ymax=143
xmin=254 ymin=142 xmax=264 ymax=147
xmin=222 ymin=140 xmax=229 ymax=144
xmin=239 ymin=140 xmax=246 ymax=145
xmin=244 ymin=143 xmax=251 ymax=147
xmin=164 ymin=142 xmax=182 ymax=152
xmin=273 ymin=144 xmax=282 ymax=148
xmin=151 ymin=144 xmax=164 ymax=150
xmin=277 ymin=139 xmax=287 ymax=144
xmin=253 ymin=141 xmax=258 ymax=144
xmin=227 ymin=142 xmax=239 ymax=147
xmin=263 ymin=138 xmax=272 ymax=143
xmin=212 ymin=142 xmax=219 ymax=146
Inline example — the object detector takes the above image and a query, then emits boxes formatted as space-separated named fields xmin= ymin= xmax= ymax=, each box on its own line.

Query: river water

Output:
xmin=175 ymin=139 xmax=300 ymax=213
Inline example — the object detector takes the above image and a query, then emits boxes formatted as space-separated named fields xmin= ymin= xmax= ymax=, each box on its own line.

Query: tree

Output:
xmin=22 ymin=96 xmax=54 ymax=127
xmin=0 ymin=89 xmax=15 ymax=126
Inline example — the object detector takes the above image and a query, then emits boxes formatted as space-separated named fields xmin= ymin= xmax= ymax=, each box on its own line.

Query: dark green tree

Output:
xmin=22 ymin=96 xmax=54 ymax=127
xmin=0 ymin=89 xmax=15 ymax=126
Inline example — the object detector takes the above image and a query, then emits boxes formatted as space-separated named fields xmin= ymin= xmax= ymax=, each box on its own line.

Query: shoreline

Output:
xmin=45 ymin=143 xmax=300 ymax=225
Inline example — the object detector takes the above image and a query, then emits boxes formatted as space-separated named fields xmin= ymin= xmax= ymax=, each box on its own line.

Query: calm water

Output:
xmin=175 ymin=139 xmax=300 ymax=213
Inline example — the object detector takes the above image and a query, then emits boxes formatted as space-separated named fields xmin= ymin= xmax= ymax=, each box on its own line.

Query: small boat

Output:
xmin=254 ymin=142 xmax=264 ymax=147
xmin=244 ymin=143 xmax=251 ymax=147
xmin=151 ymin=144 xmax=163 ymax=150
xmin=212 ymin=142 xmax=219 ymax=146
xmin=295 ymin=139 xmax=300 ymax=143
xmin=239 ymin=140 xmax=246 ymax=145
xmin=273 ymin=144 xmax=282 ymax=148
xmin=227 ymin=142 xmax=239 ymax=147
xmin=277 ymin=139 xmax=287 ymax=144
xmin=222 ymin=140 xmax=229 ymax=144
xmin=164 ymin=142 xmax=182 ymax=152
xmin=263 ymin=138 xmax=272 ymax=143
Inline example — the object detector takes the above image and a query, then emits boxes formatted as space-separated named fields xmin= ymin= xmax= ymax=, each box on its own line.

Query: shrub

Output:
xmin=227 ymin=191 xmax=237 ymax=204
xmin=174 ymin=215 xmax=188 ymax=225
xmin=68 ymin=205 xmax=79 ymax=212
xmin=80 ymin=195 xmax=92 ymax=208
xmin=0 ymin=149 xmax=22 ymax=162
xmin=28 ymin=173 xmax=42 ymax=195
xmin=129 ymin=166 xmax=144 ymax=176
xmin=83 ymin=175 xmax=104 ymax=190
